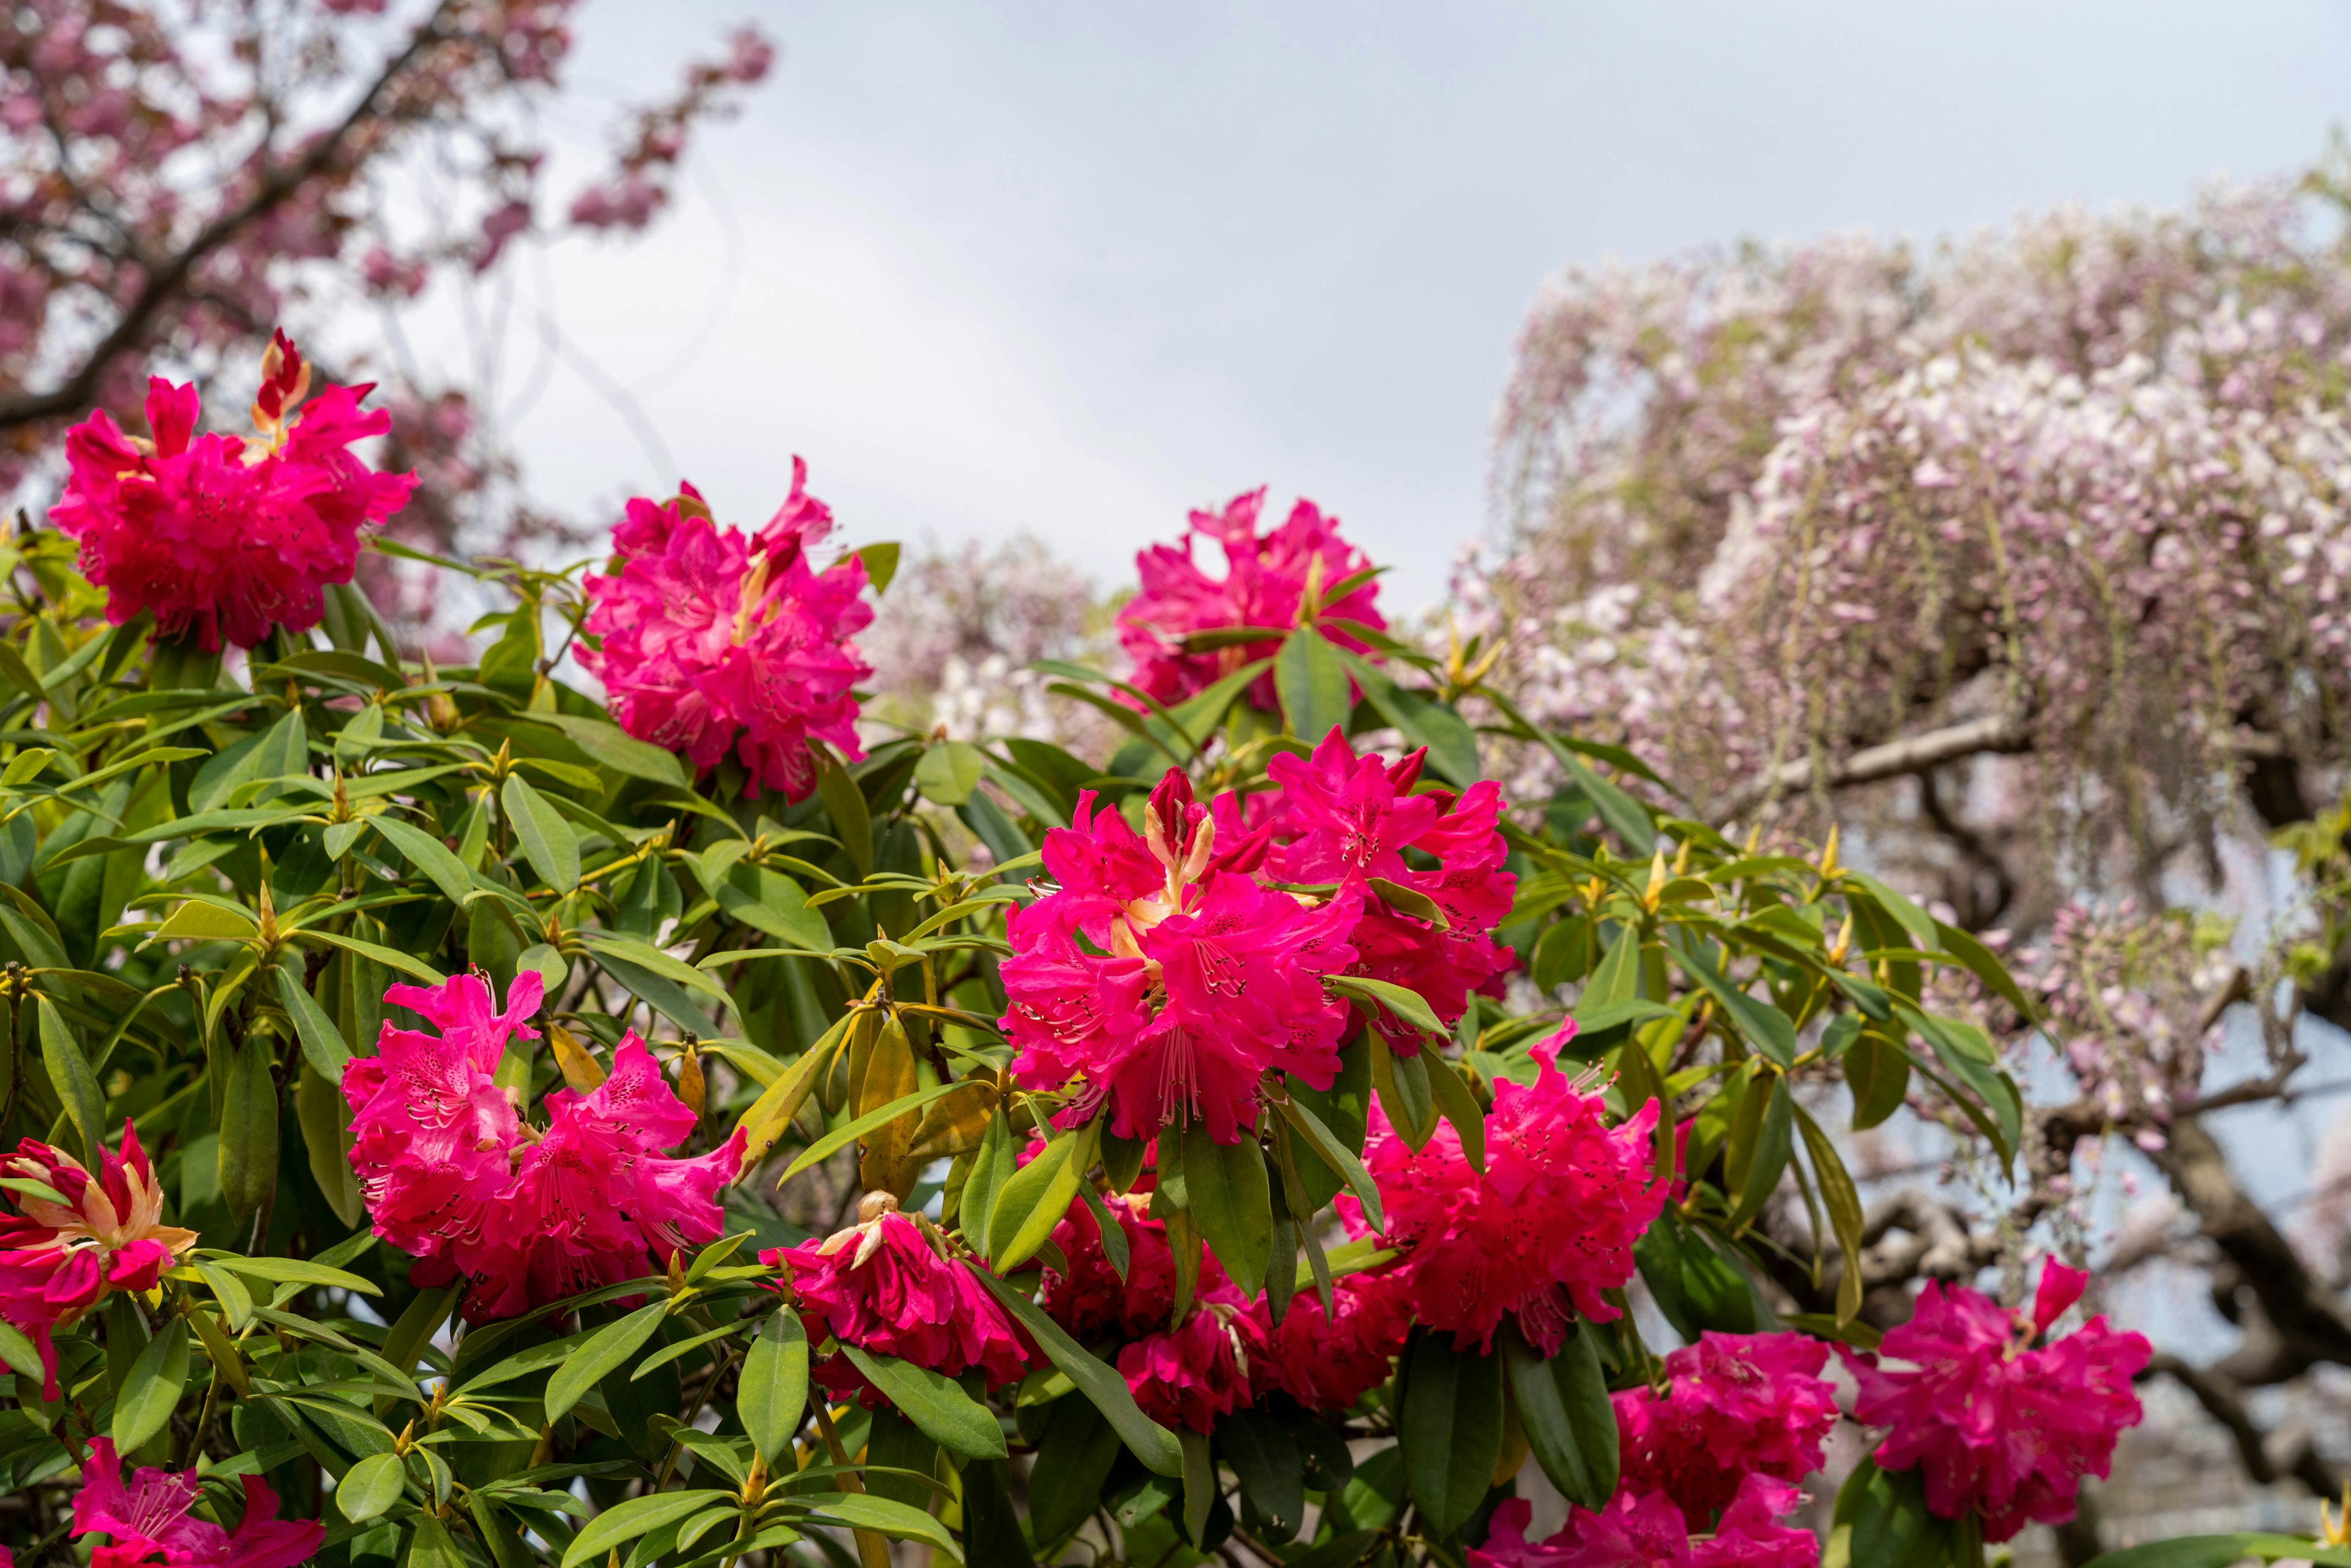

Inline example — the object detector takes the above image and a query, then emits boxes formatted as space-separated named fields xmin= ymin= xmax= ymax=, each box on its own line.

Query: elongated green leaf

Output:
xmin=988 ymin=1125 xmax=1087 ymax=1271
xmin=0 ymin=1319 xmax=42 ymax=1381
xmin=276 ymin=967 xmax=352 ymax=1080
xmin=1180 ymin=1428 xmax=1214 ymax=1546
xmin=1502 ymin=1319 xmax=1614 ymax=1511
xmin=1275 ymin=627 xmax=1352 ymax=742
xmin=37 ymin=996 xmax=103 ymax=1165
xmin=1420 ymin=1043 xmax=1485 ymax=1173
xmin=212 ymin=1254 xmax=382 ymax=1296
xmin=1675 ymin=938 xmax=1796 ymax=1068
xmin=1335 ymin=650 xmax=1483 ymax=789
xmin=739 ymin=1308 xmax=810 ymax=1466
xmin=1794 ymin=1104 xmax=1867 ymax=1324
xmin=546 ymin=1301 xmax=668 ymax=1420
xmin=1218 ymin=1408 xmax=1304 ymax=1542
xmin=1273 ymin=1097 xmax=1382 ymax=1232
xmin=539 ymin=713 xmax=690 ymax=787
xmin=2075 ymin=1540 xmax=2351 ymax=1568
xmin=1180 ymin=1122 xmax=1273 ymax=1299
xmin=1329 ymin=973 xmax=1445 ymax=1042
xmin=963 ymin=1262 xmax=1182 ymax=1476
xmin=110 ymin=1317 xmax=189 ymax=1452
xmin=562 ymin=1489 xmax=734 ymax=1568
xmin=798 ymin=1491 xmax=963 ymax=1562
xmin=841 ymin=1345 xmax=1007 ymax=1460
xmin=502 ymin=774 xmax=580 ymax=892
xmin=337 ymin=1450 xmax=408 ymax=1523
xmin=217 ymin=1035 xmax=279 ymax=1220
xmin=301 ymin=929 xmax=446 ymax=985
xmin=779 ymin=1081 xmax=965 ymax=1184
xmin=369 ymin=816 xmax=479 ymax=908
xmin=1367 ymin=1035 xmax=1438 ymax=1150
xmin=1398 ymin=1331 xmax=1504 ymax=1540
xmin=156 ymin=900 xmax=260 ymax=942
xmin=1029 ymin=1397 xmax=1120 ymax=1543
xmin=816 ymin=758 xmax=874 ymax=876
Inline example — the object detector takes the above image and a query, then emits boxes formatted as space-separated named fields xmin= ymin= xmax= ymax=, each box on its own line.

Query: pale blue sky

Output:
xmin=478 ymin=1 xmax=2351 ymax=607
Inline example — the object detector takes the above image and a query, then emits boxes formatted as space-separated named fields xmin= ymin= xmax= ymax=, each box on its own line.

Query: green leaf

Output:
xmin=1028 ymin=1398 xmax=1120 ymax=1543
xmin=798 ymin=1491 xmax=963 ymax=1562
xmin=110 ymin=1317 xmax=188 ymax=1452
xmin=539 ymin=713 xmax=690 ymax=787
xmin=37 ymin=995 xmax=103 ymax=1166
xmin=546 ymin=1301 xmax=669 ymax=1420
xmin=841 ymin=1345 xmax=1007 ymax=1460
xmin=1795 ymin=1104 xmax=1867 ymax=1325
xmin=1674 ymin=937 xmax=1796 ymax=1068
xmin=1398 ymin=1330 xmax=1504 ymax=1541
xmin=855 ymin=541 xmax=902 ymax=593
xmin=217 ymin=1035 xmax=280 ymax=1221
xmin=1274 ymin=628 xmax=1352 ymax=741
xmin=1501 ymin=1319 xmax=1614 ymax=1512
xmin=778 ymin=1080 xmax=965 ymax=1185
xmin=562 ymin=1489 xmax=735 ymax=1568
xmin=1723 ymin=1070 xmax=1794 ymax=1229
xmin=816 ymin=757 xmax=874 ymax=877
xmin=213 ymin=1255 xmax=383 ymax=1296
xmin=738 ymin=1308 xmax=810 ymax=1467
xmin=1272 ymin=1097 xmax=1382 ymax=1233
xmin=369 ymin=816 xmax=480 ymax=909
xmin=1367 ymin=1036 xmax=1438 ymax=1151
xmin=959 ymin=1109 xmax=1018 ymax=1262
xmin=155 ymin=900 xmax=260 ymax=943
xmin=2076 ymin=1540 xmax=2351 ymax=1568
xmin=1329 ymin=973 xmax=1447 ymax=1042
xmin=987 ymin=1123 xmax=1089 ymax=1271
xmin=963 ymin=1262 xmax=1183 ymax=1476
xmin=1334 ymin=650 xmax=1483 ymax=789
xmin=1420 ymin=1043 xmax=1486 ymax=1174
xmin=501 ymin=774 xmax=580 ymax=892
xmin=1179 ymin=1428 xmax=1214 ymax=1547
xmin=301 ymin=929 xmax=447 ymax=986
xmin=915 ymin=741 xmax=987 ymax=806
xmin=1180 ymin=1122 xmax=1273 ymax=1298
xmin=337 ymin=1451 xmax=408 ymax=1523
xmin=0 ymin=1319 xmax=42 ymax=1381
xmin=276 ymin=968 xmax=352 ymax=1081
xmin=1218 ymin=1408 xmax=1304 ymax=1542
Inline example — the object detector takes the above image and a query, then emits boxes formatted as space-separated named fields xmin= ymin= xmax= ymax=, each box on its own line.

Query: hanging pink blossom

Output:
xmin=1001 ymin=770 xmax=1361 ymax=1144
xmin=1233 ymin=727 xmax=1517 ymax=1052
xmin=1843 ymin=1260 xmax=2149 ymax=1542
xmin=344 ymin=971 xmax=745 ymax=1320
xmin=0 ymin=1123 xmax=197 ymax=1399
xmin=1041 ymin=1188 xmax=1187 ymax=1340
xmin=580 ymin=463 xmax=872 ymax=802
xmin=1355 ymin=1024 xmax=1665 ymax=1353
xmin=1117 ymin=488 xmax=1387 ymax=710
xmin=1117 ymin=1286 xmax=1269 ymax=1433
xmin=1254 ymin=1269 xmax=1414 ymax=1413
xmin=51 ymin=332 xmax=416 ymax=650
xmin=1614 ymin=1332 xmax=1839 ymax=1529
xmin=767 ymin=1198 xmax=1029 ymax=1397
xmin=1472 ymin=1477 xmax=1818 ymax=1568
xmin=71 ymin=1438 xmax=322 ymax=1568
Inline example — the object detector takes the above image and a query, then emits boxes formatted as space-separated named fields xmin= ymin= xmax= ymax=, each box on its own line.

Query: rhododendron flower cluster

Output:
xmin=1254 ymin=1266 xmax=1414 ymax=1412
xmin=580 ymin=465 xmax=872 ymax=802
xmin=343 ymin=971 xmax=745 ymax=1319
xmin=71 ymin=1438 xmax=321 ymax=1568
xmin=767 ymin=1195 xmax=1029 ymax=1398
xmin=1614 ymin=1332 xmax=1839 ymax=1529
xmin=1229 ymin=727 xmax=1516 ymax=1052
xmin=1001 ymin=769 xmax=1362 ymax=1143
xmin=0 ymin=1123 xmax=196 ymax=1398
xmin=51 ymin=332 xmax=417 ymax=650
xmin=1844 ymin=1261 xmax=2151 ymax=1542
xmin=1117 ymin=487 xmax=1387 ymax=709
xmin=1354 ymin=1023 xmax=1665 ymax=1352
xmin=1472 ymin=1480 xmax=1817 ymax=1568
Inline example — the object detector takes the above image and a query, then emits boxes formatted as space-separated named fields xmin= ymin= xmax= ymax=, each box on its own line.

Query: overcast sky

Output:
xmin=471 ymin=1 xmax=2351 ymax=609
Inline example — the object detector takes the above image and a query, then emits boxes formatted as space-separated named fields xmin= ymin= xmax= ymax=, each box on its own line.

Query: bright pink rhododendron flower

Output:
xmin=53 ymin=331 xmax=416 ymax=651
xmin=1472 ymin=1479 xmax=1818 ymax=1568
xmin=1117 ymin=488 xmax=1387 ymax=710
xmin=1041 ymin=1187 xmax=1186 ymax=1339
xmin=1117 ymin=1286 xmax=1269 ymax=1434
xmin=1254 ymin=1268 xmax=1414 ymax=1412
xmin=1843 ymin=1260 xmax=2150 ymax=1541
xmin=72 ymin=1438 xmax=323 ymax=1568
xmin=767 ymin=1196 xmax=1030 ymax=1398
xmin=1354 ymin=1022 xmax=1665 ymax=1352
xmin=580 ymin=466 xmax=872 ymax=802
xmin=0 ymin=1123 xmax=197 ymax=1398
xmin=1001 ymin=770 xmax=1361 ymax=1144
xmin=1232 ymin=728 xmax=1517 ymax=1052
xmin=1615 ymin=1332 xmax=1839 ymax=1528
xmin=344 ymin=971 xmax=745 ymax=1320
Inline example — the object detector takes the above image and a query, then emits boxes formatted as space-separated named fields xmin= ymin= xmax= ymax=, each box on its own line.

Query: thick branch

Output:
xmin=1713 ymin=715 xmax=2032 ymax=823
xmin=0 ymin=4 xmax=455 ymax=433
xmin=2148 ymin=1352 xmax=2339 ymax=1496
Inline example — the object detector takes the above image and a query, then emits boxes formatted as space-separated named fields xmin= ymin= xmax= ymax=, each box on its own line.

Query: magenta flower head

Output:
xmin=1472 ymin=1477 xmax=1818 ymax=1568
xmin=1355 ymin=1024 xmax=1666 ymax=1353
xmin=1116 ymin=488 xmax=1387 ymax=710
xmin=767 ymin=1193 xmax=1030 ymax=1399
xmin=579 ymin=465 xmax=873 ymax=802
xmin=1843 ymin=1259 xmax=2151 ymax=1542
xmin=52 ymin=331 xmax=417 ymax=651
xmin=1000 ymin=768 xmax=1362 ymax=1144
xmin=343 ymin=970 xmax=745 ymax=1320
xmin=1239 ymin=728 xmax=1517 ymax=1054
xmin=1614 ymin=1332 xmax=1839 ymax=1529
xmin=1116 ymin=1284 xmax=1269 ymax=1434
xmin=0 ymin=1123 xmax=197 ymax=1398
xmin=1254 ymin=1267 xmax=1414 ymax=1414
xmin=72 ymin=1438 xmax=322 ymax=1568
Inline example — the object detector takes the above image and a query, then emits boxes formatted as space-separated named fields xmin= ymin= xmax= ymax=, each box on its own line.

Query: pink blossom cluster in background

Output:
xmin=1845 ymin=1261 xmax=2151 ymax=1541
xmin=69 ymin=1439 xmax=321 ymax=1568
xmin=1349 ymin=1022 xmax=1666 ymax=1354
xmin=342 ymin=972 xmax=744 ymax=1321
xmin=767 ymin=1201 xmax=1032 ymax=1400
xmin=580 ymin=467 xmax=873 ymax=803
xmin=0 ymin=1123 xmax=197 ymax=1399
xmin=1119 ymin=488 xmax=1388 ymax=711
xmin=51 ymin=336 xmax=416 ymax=650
